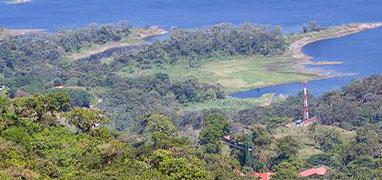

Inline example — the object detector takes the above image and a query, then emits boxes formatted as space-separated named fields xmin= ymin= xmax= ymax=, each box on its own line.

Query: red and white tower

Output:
xmin=302 ymin=80 xmax=309 ymax=121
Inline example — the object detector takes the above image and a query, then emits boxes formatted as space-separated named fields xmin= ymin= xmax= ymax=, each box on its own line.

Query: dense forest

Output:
xmin=0 ymin=23 xmax=131 ymax=92
xmin=1 ymin=75 xmax=381 ymax=179
xmin=0 ymin=93 xmax=240 ymax=179
xmin=1 ymin=22 xmax=381 ymax=179
xmin=111 ymin=23 xmax=285 ymax=69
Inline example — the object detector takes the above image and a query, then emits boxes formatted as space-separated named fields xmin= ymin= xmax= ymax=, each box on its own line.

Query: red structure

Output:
xmin=298 ymin=166 xmax=328 ymax=177
xmin=235 ymin=166 xmax=328 ymax=180
xmin=251 ymin=172 xmax=275 ymax=180
xmin=235 ymin=170 xmax=275 ymax=180
xmin=298 ymin=81 xmax=320 ymax=125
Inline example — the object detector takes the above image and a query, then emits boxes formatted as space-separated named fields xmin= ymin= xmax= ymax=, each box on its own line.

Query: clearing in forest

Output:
xmin=120 ymin=56 xmax=319 ymax=93
xmin=271 ymin=124 xmax=356 ymax=161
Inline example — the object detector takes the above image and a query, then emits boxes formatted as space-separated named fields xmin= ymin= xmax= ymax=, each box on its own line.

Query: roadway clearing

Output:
xmin=67 ymin=27 xmax=168 ymax=61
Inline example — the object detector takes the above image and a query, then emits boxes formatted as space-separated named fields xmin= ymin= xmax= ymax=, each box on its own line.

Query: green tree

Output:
xmin=270 ymin=136 xmax=300 ymax=169
xmin=275 ymin=136 xmax=299 ymax=159
xmin=13 ymin=93 xmax=70 ymax=122
xmin=274 ymin=159 xmax=300 ymax=179
xmin=198 ymin=114 xmax=229 ymax=154
xmin=306 ymin=153 xmax=336 ymax=167
xmin=142 ymin=113 xmax=176 ymax=136
xmin=140 ymin=113 xmax=184 ymax=150
xmin=66 ymin=108 xmax=108 ymax=132
xmin=150 ymin=149 xmax=209 ymax=179
xmin=312 ymin=126 xmax=342 ymax=152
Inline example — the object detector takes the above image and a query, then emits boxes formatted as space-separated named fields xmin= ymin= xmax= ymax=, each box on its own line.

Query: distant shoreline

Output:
xmin=6 ymin=0 xmax=31 ymax=4
xmin=5 ymin=29 xmax=44 ymax=36
xmin=0 ymin=28 xmax=44 ymax=40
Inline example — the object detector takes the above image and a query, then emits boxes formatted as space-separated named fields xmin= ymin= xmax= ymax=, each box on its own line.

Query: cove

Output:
xmin=231 ymin=27 xmax=382 ymax=98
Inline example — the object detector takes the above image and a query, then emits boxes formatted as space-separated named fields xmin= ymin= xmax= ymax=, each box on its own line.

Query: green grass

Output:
xmin=119 ymin=55 xmax=319 ymax=93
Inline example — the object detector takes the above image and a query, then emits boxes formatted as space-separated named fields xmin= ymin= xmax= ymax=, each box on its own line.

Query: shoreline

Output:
xmin=68 ymin=26 xmax=168 ymax=60
xmin=4 ymin=23 xmax=381 ymax=97
xmin=289 ymin=22 xmax=382 ymax=61
xmin=288 ymin=22 xmax=382 ymax=80
xmin=0 ymin=28 xmax=44 ymax=37
xmin=230 ymin=22 xmax=382 ymax=97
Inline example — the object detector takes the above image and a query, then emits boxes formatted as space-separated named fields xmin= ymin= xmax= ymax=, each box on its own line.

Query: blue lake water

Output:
xmin=1 ymin=0 xmax=381 ymax=97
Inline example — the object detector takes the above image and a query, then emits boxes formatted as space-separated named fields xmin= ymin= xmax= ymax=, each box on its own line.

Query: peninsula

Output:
xmin=285 ymin=22 xmax=382 ymax=81
xmin=67 ymin=26 xmax=168 ymax=61
xmin=289 ymin=22 xmax=382 ymax=60
xmin=132 ymin=22 xmax=382 ymax=93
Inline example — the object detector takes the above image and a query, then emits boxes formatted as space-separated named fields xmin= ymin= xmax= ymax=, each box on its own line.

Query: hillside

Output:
xmin=1 ymin=21 xmax=382 ymax=179
xmin=1 ymin=76 xmax=381 ymax=179
xmin=0 ymin=93 xmax=241 ymax=179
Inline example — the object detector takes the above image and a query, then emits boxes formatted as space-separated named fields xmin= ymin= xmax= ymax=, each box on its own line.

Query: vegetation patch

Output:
xmin=180 ymin=93 xmax=275 ymax=112
xmin=121 ymin=55 xmax=319 ymax=93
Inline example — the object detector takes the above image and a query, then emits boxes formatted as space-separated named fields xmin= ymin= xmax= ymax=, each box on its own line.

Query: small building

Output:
xmin=295 ymin=119 xmax=304 ymax=127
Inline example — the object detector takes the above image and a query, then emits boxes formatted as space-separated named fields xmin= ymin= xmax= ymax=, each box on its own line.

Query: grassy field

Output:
xmin=119 ymin=55 xmax=319 ymax=93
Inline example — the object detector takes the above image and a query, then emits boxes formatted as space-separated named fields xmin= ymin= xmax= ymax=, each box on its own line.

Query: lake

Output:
xmin=1 ymin=0 xmax=381 ymax=97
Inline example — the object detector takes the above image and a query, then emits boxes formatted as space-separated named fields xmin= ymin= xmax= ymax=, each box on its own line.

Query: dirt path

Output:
xmin=68 ymin=41 xmax=134 ymax=60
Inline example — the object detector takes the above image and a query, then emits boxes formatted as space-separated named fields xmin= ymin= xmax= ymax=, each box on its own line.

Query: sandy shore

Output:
xmin=0 ymin=28 xmax=44 ymax=40
xmin=2 ymin=29 xmax=44 ymax=36
xmin=289 ymin=22 xmax=382 ymax=60
xmin=288 ymin=22 xmax=382 ymax=78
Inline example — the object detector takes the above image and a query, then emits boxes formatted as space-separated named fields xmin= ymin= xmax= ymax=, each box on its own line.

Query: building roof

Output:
xmin=250 ymin=172 xmax=275 ymax=180
xmin=298 ymin=166 xmax=328 ymax=177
